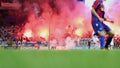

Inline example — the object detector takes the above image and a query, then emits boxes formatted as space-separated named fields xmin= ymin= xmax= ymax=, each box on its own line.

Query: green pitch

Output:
xmin=0 ymin=49 xmax=120 ymax=68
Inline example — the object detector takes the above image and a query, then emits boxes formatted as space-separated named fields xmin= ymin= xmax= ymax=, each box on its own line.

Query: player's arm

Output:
xmin=104 ymin=17 xmax=114 ymax=23
xmin=101 ymin=8 xmax=114 ymax=23
xmin=91 ymin=7 xmax=104 ymax=22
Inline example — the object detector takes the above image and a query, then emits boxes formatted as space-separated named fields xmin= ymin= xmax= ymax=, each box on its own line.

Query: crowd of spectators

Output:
xmin=0 ymin=0 xmax=27 ymax=42
xmin=0 ymin=25 xmax=22 ymax=41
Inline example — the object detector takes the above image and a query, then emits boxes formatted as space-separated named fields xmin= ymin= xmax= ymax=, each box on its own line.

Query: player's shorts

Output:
xmin=92 ymin=18 xmax=111 ymax=35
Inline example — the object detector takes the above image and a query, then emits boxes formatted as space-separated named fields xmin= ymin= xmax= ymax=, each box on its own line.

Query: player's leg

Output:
xmin=104 ymin=31 xmax=114 ymax=49
xmin=98 ymin=31 xmax=106 ymax=49
xmin=92 ymin=21 xmax=106 ymax=49
xmin=102 ymin=23 xmax=114 ymax=49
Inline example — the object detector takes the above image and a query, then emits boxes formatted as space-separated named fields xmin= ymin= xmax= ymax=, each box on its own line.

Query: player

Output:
xmin=91 ymin=0 xmax=114 ymax=49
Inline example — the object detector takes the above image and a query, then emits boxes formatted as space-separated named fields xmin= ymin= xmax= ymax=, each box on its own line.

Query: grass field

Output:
xmin=0 ymin=49 xmax=120 ymax=68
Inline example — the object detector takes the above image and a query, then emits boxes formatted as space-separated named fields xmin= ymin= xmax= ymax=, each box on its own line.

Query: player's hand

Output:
xmin=110 ymin=21 xmax=114 ymax=23
xmin=104 ymin=19 xmax=114 ymax=23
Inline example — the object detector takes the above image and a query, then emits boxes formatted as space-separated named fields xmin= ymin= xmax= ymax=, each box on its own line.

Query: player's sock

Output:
xmin=105 ymin=36 xmax=113 ymax=49
xmin=99 ymin=36 xmax=105 ymax=49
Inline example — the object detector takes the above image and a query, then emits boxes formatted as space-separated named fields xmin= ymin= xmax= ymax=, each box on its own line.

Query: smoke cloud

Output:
xmin=21 ymin=0 xmax=91 ymax=42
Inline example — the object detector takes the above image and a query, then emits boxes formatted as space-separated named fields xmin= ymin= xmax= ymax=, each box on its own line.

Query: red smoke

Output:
xmin=21 ymin=0 xmax=92 ymax=42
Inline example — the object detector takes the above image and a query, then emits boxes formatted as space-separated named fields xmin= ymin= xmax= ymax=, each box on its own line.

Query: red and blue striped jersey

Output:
xmin=92 ymin=0 xmax=105 ymax=18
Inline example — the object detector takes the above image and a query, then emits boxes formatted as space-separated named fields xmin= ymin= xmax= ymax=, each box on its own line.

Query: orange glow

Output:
xmin=75 ymin=17 xmax=84 ymax=25
xmin=74 ymin=28 xmax=83 ymax=37
xmin=24 ymin=29 xmax=33 ymax=38
xmin=38 ymin=29 xmax=49 ymax=40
